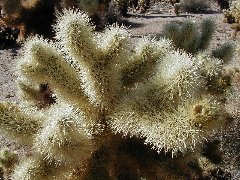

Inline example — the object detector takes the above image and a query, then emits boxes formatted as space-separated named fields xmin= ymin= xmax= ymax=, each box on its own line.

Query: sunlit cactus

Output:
xmin=0 ymin=9 xmax=236 ymax=179
xmin=162 ymin=19 xmax=217 ymax=54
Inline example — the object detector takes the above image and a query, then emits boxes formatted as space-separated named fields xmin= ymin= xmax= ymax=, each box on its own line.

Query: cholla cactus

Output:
xmin=0 ymin=148 xmax=18 ymax=179
xmin=223 ymin=0 xmax=240 ymax=37
xmin=0 ymin=9 xmax=235 ymax=179
xmin=114 ymin=0 xmax=150 ymax=16
xmin=162 ymin=19 xmax=234 ymax=59
xmin=162 ymin=19 xmax=216 ymax=54
xmin=224 ymin=0 xmax=240 ymax=23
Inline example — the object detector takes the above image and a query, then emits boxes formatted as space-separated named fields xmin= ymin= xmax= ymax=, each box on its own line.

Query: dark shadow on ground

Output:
xmin=128 ymin=13 xmax=194 ymax=19
xmin=118 ymin=19 xmax=145 ymax=29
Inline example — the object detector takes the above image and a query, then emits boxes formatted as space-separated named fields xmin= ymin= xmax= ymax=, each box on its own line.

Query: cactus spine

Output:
xmin=0 ymin=9 xmax=235 ymax=179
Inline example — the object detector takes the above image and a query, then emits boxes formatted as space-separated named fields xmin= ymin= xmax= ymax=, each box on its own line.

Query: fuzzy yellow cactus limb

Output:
xmin=108 ymin=49 xmax=229 ymax=155
xmin=0 ymin=102 xmax=42 ymax=142
xmin=197 ymin=53 xmax=233 ymax=96
xmin=17 ymin=80 xmax=42 ymax=102
xmin=0 ymin=148 xmax=18 ymax=180
xmin=121 ymin=37 xmax=172 ymax=88
xmin=197 ymin=53 xmax=223 ymax=78
xmin=177 ymin=20 xmax=198 ymax=51
xmin=11 ymin=155 xmax=80 ymax=180
xmin=211 ymin=43 xmax=234 ymax=64
xmin=197 ymin=19 xmax=216 ymax=51
xmin=108 ymin=97 xmax=226 ymax=155
xmin=33 ymin=103 xmax=96 ymax=165
xmin=0 ymin=102 xmax=96 ymax=178
xmin=163 ymin=19 xmax=216 ymax=54
xmin=152 ymin=50 xmax=204 ymax=100
xmin=18 ymin=36 xmax=91 ymax=109
xmin=99 ymin=25 xmax=129 ymax=61
xmin=55 ymin=10 xmax=130 ymax=108
xmin=0 ymin=9 xmax=235 ymax=179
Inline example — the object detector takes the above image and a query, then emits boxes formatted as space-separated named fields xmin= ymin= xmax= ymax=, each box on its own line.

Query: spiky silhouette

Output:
xmin=0 ymin=9 xmax=236 ymax=179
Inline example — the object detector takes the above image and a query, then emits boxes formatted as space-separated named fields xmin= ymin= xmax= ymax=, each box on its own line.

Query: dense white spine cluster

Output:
xmin=152 ymin=50 xmax=203 ymax=100
xmin=33 ymin=103 xmax=95 ymax=165
xmin=0 ymin=103 xmax=42 ymax=143
xmin=0 ymin=9 xmax=233 ymax=179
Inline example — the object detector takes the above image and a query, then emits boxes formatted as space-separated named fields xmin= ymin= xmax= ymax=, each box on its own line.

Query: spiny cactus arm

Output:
xmin=54 ymin=10 xmax=131 ymax=108
xmin=121 ymin=38 xmax=172 ymax=88
xmin=33 ymin=103 xmax=96 ymax=165
xmin=55 ymin=9 xmax=100 ymax=67
xmin=162 ymin=21 xmax=179 ymax=47
xmin=108 ymin=95 xmax=226 ymax=156
xmin=197 ymin=19 xmax=215 ymax=51
xmin=189 ymin=96 xmax=227 ymax=130
xmin=211 ymin=43 xmax=234 ymax=64
xmin=151 ymin=50 xmax=204 ymax=100
xmin=18 ymin=36 xmax=92 ymax=109
xmin=11 ymin=155 xmax=79 ymax=180
xmin=163 ymin=21 xmax=198 ymax=54
xmin=163 ymin=20 xmax=215 ymax=54
xmin=196 ymin=52 xmax=233 ymax=95
xmin=196 ymin=53 xmax=223 ymax=78
xmin=0 ymin=148 xmax=18 ymax=180
xmin=17 ymin=80 xmax=40 ymax=102
xmin=108 ymin=104 xmax=195 ymax=155
xmin=78 ymin=24 xmax=130 ymax=108
xmin=176 ymin=20 xmax=198 ymax=53
xmin=0 ymin=102 xmax=42 ymax=143
xmin=99 ymin=25 xmax=130 ymax=63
